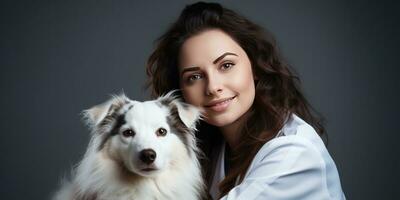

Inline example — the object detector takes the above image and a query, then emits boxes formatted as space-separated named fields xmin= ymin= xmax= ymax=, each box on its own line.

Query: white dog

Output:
xmin=53 ymin=91 xmax=205 ymax=200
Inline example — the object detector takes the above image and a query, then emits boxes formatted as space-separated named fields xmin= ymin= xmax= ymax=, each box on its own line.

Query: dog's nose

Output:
xmin=139 ymin=149 xmax=157 ymax=164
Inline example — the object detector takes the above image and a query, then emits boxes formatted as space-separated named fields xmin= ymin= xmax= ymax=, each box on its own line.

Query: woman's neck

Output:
xmin=219 ymin=110 xmax=251 ymax=149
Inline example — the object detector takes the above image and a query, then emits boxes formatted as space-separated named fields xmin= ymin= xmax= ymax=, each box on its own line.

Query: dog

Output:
xmin=53 ymin=91 xmax=206 ymax=200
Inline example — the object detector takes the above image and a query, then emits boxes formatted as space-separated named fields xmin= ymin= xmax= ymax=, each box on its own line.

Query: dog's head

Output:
xmin=82 ymin=91 xmax=201 ymax=177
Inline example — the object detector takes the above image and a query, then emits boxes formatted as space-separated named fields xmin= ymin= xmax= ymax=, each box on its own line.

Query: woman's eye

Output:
xmin=187 ymin=74 xmax=202 ymax=82
xmin=221 ymin=62 xmax=234 ymax=70
xmin=122 ymin=129 xmax=135 ymax=137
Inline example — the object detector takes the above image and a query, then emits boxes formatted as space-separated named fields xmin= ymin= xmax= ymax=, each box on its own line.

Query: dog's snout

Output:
xmin=139 ymin=149 xmax=157 ymax=164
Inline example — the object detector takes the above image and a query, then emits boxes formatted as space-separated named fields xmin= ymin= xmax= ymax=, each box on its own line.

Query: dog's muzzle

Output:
xmin=139 ymin=149 xmax=157 ymax=165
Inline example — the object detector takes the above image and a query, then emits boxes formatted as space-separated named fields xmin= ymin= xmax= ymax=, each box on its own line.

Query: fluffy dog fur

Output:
xmin=53 ymin=91 xmax=205 ymax=200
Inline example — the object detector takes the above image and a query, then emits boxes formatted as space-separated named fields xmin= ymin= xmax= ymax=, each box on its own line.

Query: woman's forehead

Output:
xmin=178 ymin=29 xmax=244 ymax=68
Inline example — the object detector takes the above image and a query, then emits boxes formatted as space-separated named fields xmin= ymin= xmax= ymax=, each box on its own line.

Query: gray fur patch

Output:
xmin=167 ymin=103 xmax=194 ymax=157
xmin=96 ymin=102 xmax=133 ymax=151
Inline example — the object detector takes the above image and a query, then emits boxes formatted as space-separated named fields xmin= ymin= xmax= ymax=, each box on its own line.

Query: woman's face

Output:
xmin=178 ymin=29 xmax=256 ymax=128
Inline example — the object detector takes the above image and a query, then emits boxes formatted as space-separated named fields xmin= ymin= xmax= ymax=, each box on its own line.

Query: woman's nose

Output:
xmin=205 ymin=73 xmax=223 ymax=96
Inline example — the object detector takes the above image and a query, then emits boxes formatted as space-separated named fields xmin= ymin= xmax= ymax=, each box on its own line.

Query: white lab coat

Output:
xmin=209 ymin=114 xmax=346 ymax=200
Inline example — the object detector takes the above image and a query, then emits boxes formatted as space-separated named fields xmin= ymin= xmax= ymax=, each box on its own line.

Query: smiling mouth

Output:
xmin=206 ymin=96 xmax=236 ymax=106
xmin=205 ymin=96 xmax=236 ymax=112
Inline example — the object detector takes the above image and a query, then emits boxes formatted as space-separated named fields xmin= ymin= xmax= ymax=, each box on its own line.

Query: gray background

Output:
xmin=1 ymin=0 xmax=399 ymax=199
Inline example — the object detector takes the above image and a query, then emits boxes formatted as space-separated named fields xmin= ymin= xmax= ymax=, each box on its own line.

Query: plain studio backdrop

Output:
xmin=1 ymin=0 xmax=398 ymax=199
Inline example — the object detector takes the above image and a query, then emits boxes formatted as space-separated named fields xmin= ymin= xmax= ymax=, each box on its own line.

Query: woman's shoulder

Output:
xmin=249 ymin=113 xmax=334 ymax=169
xmin=240 ymin=113 xmax=346 ymax=199
xmin=247 ymin=128 xmax=326 ymax=181
xmin=262 ymin=113 xmax=328 ymax=159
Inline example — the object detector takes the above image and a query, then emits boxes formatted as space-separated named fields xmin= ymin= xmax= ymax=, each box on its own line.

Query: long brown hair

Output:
xmin=146 ymin=1 xmax=327 ymax=198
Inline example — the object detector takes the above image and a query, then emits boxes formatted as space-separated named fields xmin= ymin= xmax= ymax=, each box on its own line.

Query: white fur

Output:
xmin=53 ymin=91 xmax=205 ymax=200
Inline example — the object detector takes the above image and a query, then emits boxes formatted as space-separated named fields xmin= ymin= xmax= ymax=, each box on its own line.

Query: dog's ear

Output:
xmin=173 ymin=100 xmax=201 ymax=130
xmin=82 ymin=93 xmax=130 ymax=130
xmin=158 ymin=90 xmax=202 ymax=130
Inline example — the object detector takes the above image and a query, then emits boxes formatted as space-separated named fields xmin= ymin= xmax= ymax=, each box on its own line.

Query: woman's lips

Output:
xmin=205 ymin=96 xmax=236 ymax=112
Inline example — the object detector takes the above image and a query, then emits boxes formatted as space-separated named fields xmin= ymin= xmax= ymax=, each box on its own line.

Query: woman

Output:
xmin=146 ymin=2 xmax=346 ymax=199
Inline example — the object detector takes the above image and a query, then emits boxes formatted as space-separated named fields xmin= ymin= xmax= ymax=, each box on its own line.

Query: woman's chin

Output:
xmin=204 ymin=116 xmax=237 ymax=127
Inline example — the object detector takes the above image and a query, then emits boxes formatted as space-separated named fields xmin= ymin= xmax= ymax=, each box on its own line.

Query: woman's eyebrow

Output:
xmin=180 ymin=52 xmax=238 ymax=76
xmin=213 ymin=52 xmax=238 ymax=64
xmin=180 ymin=66 xmax=200 ymax=76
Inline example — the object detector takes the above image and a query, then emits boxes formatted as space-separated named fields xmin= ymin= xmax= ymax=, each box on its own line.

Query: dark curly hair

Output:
xmin=146 ymin=1 xmax=326 ymax=198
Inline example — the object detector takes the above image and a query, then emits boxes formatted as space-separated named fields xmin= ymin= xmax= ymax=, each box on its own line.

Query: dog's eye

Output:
xmin=156 ymin=128 xmax=167 ymax=137
xmin=122 ymin=129 xmax=135 ymax=137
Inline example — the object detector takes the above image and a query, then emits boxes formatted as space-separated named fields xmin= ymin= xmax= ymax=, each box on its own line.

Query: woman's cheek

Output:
xmin=232 ymin=66 xmax=254 ymax=89
xmin=182 ymin=85 xmax=203 ymax=107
